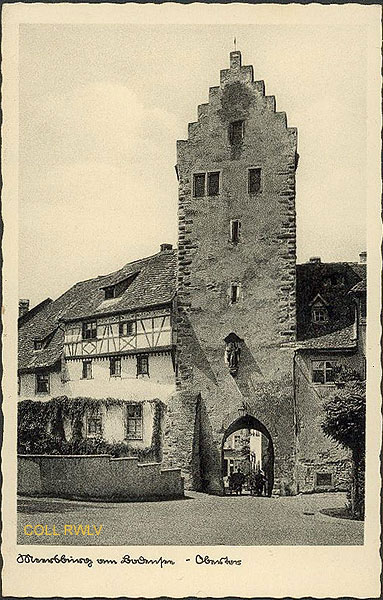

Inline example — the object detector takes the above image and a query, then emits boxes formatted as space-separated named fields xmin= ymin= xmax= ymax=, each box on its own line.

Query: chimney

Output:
xmin=230 ymin=50 xmax=242 ymax=70
xmin=19 ymin=299 xmax=30 ymax=318
xmin=160 ymin=243 xmax=173 ymax=252
xmin=309 ymin=257 xmax=321 ymax=264
xmin=359 ymin=251 xmax=367 ymax=264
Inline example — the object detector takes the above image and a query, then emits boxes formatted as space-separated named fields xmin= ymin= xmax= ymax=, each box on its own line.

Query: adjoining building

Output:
xmin=18 ymin=50 xmax=366 ymax=496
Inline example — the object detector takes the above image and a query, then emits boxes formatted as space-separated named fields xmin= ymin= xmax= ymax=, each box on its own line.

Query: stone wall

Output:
xmin=18 ymin=454 xmax=184 ymax=501
xmin=163 ymin=51 xmax=298 ymax=494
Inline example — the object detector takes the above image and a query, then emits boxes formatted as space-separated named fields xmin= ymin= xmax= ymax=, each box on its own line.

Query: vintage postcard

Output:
xmin=2 ymin=2 xmax=382 ymax=598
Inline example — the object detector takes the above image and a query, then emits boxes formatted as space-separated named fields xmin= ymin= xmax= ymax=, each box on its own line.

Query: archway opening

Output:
xmin=221 ymin=414 xmax=274 ymax=496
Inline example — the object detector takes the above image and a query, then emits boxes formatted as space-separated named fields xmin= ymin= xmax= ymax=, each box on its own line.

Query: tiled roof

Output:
xmin=350 ymin=279 xmax=366 ymax=294
xmin=296 ymin=261 xmax=366 ymax=342
xmin=18 ymin=250 xmax=177 ymax=371
xmin=62 ymin=250 xmax=176 ymax=320
xmin=19 ymin=255 xmax=365 ymax=371
xmin=295 ymin=324 xmax=357 ymax=351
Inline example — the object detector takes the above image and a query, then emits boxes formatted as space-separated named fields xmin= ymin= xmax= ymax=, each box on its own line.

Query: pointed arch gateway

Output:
xmin=221 ymin=414 xmax=274 ymax=496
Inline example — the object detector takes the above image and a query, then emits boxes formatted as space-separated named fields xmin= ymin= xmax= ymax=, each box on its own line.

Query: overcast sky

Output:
xmin=19 ymin=23 xmax=368 ymax=307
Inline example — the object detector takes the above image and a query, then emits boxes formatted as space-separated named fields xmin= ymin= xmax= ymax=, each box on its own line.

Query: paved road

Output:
xmin=17 ymin=491 xmax=363 ymax=546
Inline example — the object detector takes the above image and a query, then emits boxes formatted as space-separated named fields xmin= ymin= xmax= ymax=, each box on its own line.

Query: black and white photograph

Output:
xmin=2 ymin=3 xmax=382 ymax=598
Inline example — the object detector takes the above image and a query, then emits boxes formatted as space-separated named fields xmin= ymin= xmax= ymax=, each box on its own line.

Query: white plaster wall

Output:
xmin=64 ymin=354 xmax=175 ymax=402
xmin=19 ymin=371 xmax=65 ymax=401
xmin=99 ymin=402 xmax=154 ymax=445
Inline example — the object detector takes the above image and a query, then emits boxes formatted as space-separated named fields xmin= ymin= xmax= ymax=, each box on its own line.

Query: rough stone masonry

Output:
xmin=162 ymin=50 xmax=299 ymax=495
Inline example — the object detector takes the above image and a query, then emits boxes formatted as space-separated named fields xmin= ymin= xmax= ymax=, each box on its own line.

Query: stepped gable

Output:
xmin=18 ymin=249 xmax=177 ymax=372
xmin=296 ymin=261 xmax=366 ymax=344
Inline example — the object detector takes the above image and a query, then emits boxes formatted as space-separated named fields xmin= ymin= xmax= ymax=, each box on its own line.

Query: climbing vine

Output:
xmin=18 ymin=396 xmax=165 ymax=461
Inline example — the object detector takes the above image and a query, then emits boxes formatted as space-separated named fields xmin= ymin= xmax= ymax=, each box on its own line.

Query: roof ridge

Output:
xmin=83 ymin=249 xmax=176 ymax=284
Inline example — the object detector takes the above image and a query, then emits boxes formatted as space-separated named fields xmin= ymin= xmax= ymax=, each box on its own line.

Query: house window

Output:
xmin=230 ymin=284 xmax=240 ymax=304
xmin=230 ymin=220 xmax=241 ymax=243
xmin=316 ymin=472 xmax=332 ymax=487
xmin=234 ymin=434 xmax=241 ymax=449
xmin=126 ymin=404 xmax=143 ymax=440
xmin=34 ymin=340 xmax=43 ymax=350
xmin=137 ymin=354 xmax=149 ymax=376
xmin=82 ymin=321 xmax=97 ymax=340
xmin=82 ymin=360 xmax=93 ymax=380
xmin=229 ymin=120 xmax=244 ymax=145
xmin=312 ymin=360 xmax=336 ymax=384
xmin=36 ymin=370 xmax=49 ymax=394
xmin=248 ymin=168 xmax=261 ymax=194
xmin=312 ymin=308 xmax=328 ymax=323
xmin=207 ymin=171 xmax=220 ymax=196
xmin=119 ymin=321 xmax=135 ymax=337
xmin=87 ymin=411 xmax=102 ymax=437
xmin=193 ymin=173 xmax=206 ymax=197
xmin=110 ymin=357 xmax=121 ymax=377
xmin=104 ymin=286 xmax=115 ymax=300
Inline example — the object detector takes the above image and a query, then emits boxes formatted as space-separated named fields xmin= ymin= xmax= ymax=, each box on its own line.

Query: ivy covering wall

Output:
xmin=18 ymin=396 xmax=165 ymax=462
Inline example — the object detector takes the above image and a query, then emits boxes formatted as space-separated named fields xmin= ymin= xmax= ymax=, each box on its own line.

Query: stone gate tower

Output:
xmin=163 ymin=50 xmax=298 ymax=495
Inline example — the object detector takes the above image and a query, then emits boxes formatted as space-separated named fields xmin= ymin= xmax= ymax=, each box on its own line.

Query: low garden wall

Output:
xmin=18 ymin=455 xmax=184 ymax=501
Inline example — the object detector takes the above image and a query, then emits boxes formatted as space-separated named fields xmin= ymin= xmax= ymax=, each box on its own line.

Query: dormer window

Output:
xmin=104 ymin=286 xmax=115 ymax=300
xmin=229 ymin=120 xmax=244 ymax=145
xmin=312 ymin=308 xmax=328 ymax=323
xmin=100 ymin=272 xmax=139 ymax=302
xmin=34 ymin=340 xmax=43 ymax=351
xmin=309 ymin=294 xmax=329 ymax=324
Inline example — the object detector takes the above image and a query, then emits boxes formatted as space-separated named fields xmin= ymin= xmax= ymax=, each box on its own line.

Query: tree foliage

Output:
xmin=321 ymin=381 xmax=365 ymax=454
xmin=322 ymin=379 xmax=366 ymax=519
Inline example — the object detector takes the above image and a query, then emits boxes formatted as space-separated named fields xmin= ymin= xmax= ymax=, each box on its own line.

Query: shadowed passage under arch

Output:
xmin=221 ymin=414 xmax=274 ymax=496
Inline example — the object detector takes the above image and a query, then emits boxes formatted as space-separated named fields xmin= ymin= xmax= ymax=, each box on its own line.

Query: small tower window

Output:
xmin=193 ymin=173 xmax=206 ymax=197
xmin=230 ymin=220 xmax=241 ymax=243
xmin=207 ymin=172 xmax=220 ymax=196
xmin=230 ymin=284 xmax=240 ymax=304
xmin=229 ymin=120 xmax=244 ymax=145
xmin=248 ymin=168 xmax=261 ymax=194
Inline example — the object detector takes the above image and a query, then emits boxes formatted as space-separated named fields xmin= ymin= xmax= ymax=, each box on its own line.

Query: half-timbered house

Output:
xmin=18 ymin=244 xmax=177 ymax=450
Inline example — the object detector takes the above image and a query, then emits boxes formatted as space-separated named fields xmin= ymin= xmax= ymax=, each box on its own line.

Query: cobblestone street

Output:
xmin=18 ymin=491 xmax=363 ymax=546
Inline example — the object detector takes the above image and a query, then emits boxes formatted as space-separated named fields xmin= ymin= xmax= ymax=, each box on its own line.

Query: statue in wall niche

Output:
xmin=224 ymin=332 xmax=244 ymax=377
